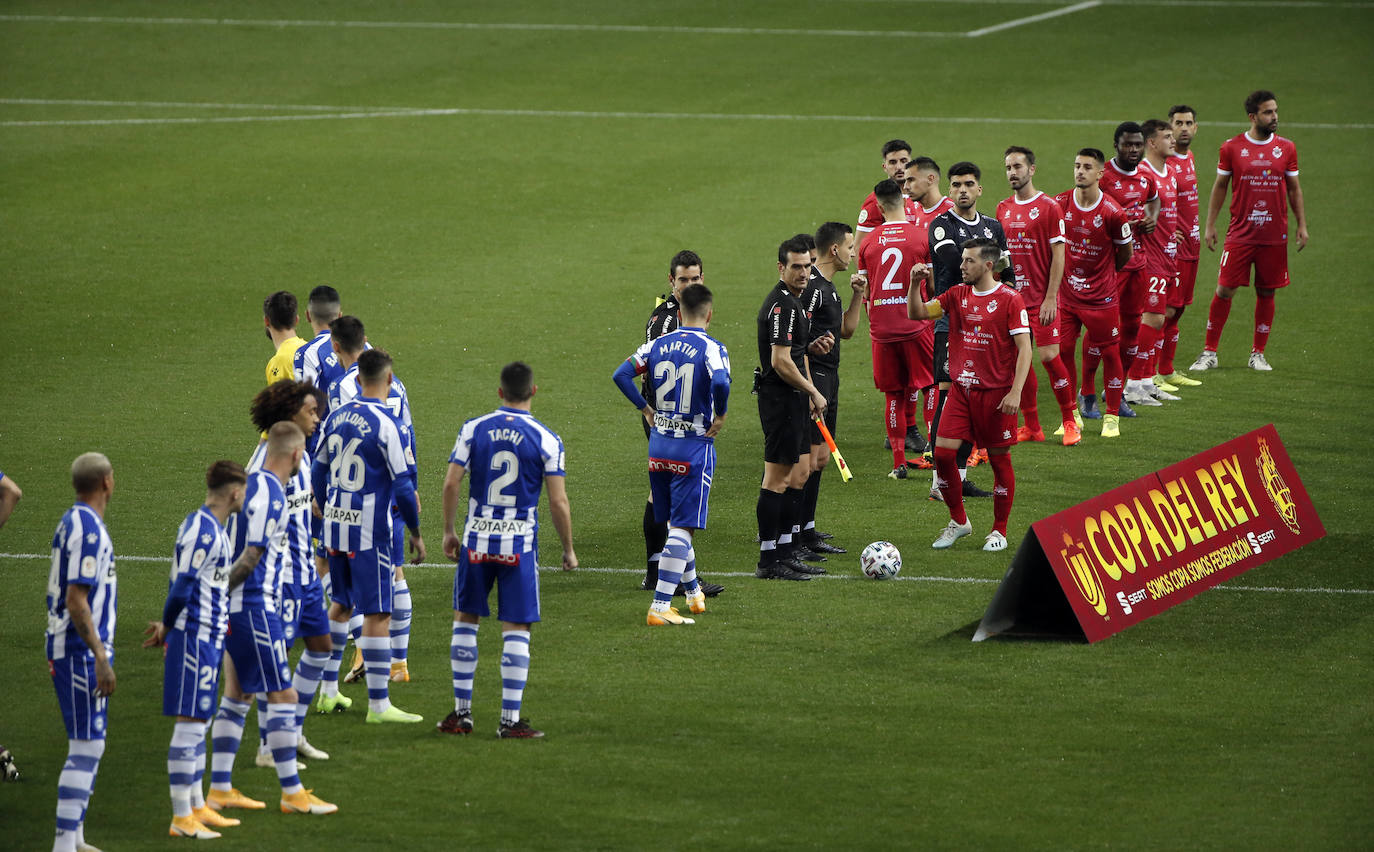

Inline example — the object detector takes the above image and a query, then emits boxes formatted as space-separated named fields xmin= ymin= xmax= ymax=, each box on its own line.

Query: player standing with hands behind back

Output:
xmin=440 ymin=362 xmax=576 ymax=739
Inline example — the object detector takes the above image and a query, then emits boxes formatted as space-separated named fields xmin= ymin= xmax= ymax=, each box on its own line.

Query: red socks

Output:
xmin=1081 ymin=342 xmax=1101 ymax=396
xmin=923 ymin=388 xmax=937 ymax=439
xmin=988 ymin=452 xmax=1015 ymax=536
xmin=1020 ymin=369 xmax=1040 ymax=432
xmin=1204 ymin=294 xmax=1232 ymax=352
xmin=1254 ymin=291 xmax=1275 ymax=353
xmin=885 ymin=391 xmax=907 ymax=469
xmin=1043 ymin=355 xmax=1077 ymax=421
xmin=1100 ymin=342 xmax=1125 ymax=416
xmin=1159 ymin=309 xmax=1182 ymax=375
xmin=933 ymin=446 xmax=966 ymax=525
xmin=1130 ymin=323 xmax=1161 ymax=380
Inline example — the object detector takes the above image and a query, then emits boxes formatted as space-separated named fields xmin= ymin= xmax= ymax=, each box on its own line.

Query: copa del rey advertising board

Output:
xmin=974 ymin=425 xmax=1325 ymax=643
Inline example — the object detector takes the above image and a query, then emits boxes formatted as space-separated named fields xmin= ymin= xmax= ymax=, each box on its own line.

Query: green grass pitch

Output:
xmin=1 ymin=1 xmax=1372 ymax=849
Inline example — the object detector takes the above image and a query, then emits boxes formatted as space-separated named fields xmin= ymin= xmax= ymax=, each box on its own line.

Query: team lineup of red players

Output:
xmin=840 ymin=90 xmax=1308 ymax=551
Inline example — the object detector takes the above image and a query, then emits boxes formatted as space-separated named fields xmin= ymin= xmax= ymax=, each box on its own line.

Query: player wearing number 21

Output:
xmin=439 ymin=362 xmax=576 ymax=739
xmin=613 ymin=283 xmax=731 ymax=626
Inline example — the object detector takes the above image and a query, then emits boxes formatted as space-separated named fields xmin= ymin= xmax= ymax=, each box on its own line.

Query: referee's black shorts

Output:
xmin=807 ymin=365 xmax=839 ymax=446
xmin=934 ymin=330 xmax=951 ymax=385
xmin=758 ymin=382 xmax=808 ymax=465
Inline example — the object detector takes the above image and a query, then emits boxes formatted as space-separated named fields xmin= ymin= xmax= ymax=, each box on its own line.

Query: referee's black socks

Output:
xmin=800 ymin=469 xmax=823 ymax=543
xmin=781 ymin=486 xmax=806 ymax=555
xmin=756 ymin=488 xmax=785 ymax=564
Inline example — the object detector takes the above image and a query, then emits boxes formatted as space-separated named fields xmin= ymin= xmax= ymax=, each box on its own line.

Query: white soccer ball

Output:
xmin=860 ymin=541 xmax=902 ymax=579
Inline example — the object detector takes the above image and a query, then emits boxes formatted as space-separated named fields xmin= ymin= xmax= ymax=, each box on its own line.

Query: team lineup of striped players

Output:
xmin=39 ymin=89 xmax=1306 ymax=848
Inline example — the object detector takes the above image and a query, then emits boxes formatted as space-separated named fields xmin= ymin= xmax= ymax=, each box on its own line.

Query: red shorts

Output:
xmin=1142 ymin=272 xmax=1176 ymax=314
xmin=1173 ymin=258 xmax=1198 ymax=307
xmin=1025 ymin=303 xmax=1060 ymax=347
xmin=940 ymin=385 xmax=1018 ymax=449
xmin=1218 ymin=241 xmax=1289 ymax=289
xmin=1116 ymin=266 xmax=1146 ymax=317
xmin=871 ymin=330 xmax=934 ymax=393
xmin=1059 ymin=304 xmax=1120 ymax=347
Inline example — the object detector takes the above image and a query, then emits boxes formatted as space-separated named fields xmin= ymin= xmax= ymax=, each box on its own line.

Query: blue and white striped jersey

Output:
xmin=46 ymin=503 xmax=117 ymax=661
xmin=449 ymin=407 xmax=565 ymax=555
xmin=227 ymin=470 xmax=290 ymax=613
xmin=618 ymin=327 xmax=732 ymax=440
xmin=295 ymin=330 xmax=338 ymax=456
xmin=167 ymin=506 xmax=232 ymax=643
xmin=314 ymin=397 xmax=417 ymax=553
xmin=247 ymin=441 xmax=316 ymax=585
xmin=329 ymin=365 xmax=417 ymax=472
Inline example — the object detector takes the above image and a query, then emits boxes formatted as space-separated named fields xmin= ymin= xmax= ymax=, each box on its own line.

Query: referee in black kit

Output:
xmin=755 ymin=236 xmax=829 ymax=581
xmin=639 ymin=250 xmax=725 ymax=597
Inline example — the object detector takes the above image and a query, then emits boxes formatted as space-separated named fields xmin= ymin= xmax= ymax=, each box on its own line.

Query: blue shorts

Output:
xmin=162 ymin=628 xmax=224 ymax=719
xmin=647 ymin=434 xmax=715 ymax=530
xmin=224 ymin=608 xmax=292 ymax=695
xmin=454 ymin=549 xmax=540 ymax=624
xmin=328 ymin=547 xmax=395 ymax=615
xmin=50 ymin=655 xmax=109 ymax=740
xmin=280 ymin=575 xmax=330 ymax=644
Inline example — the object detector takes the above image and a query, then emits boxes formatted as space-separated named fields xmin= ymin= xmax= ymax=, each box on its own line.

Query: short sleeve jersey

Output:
xmin=316 ymin=398 xmax=415 ymax=553
xmin=908 ymin=197 xmax=955 ymax=257
xmin=1055 ymin=189 xmax=1133 ymax=309
xmin=46 ymin=503 xmax=117 ymax=661
xmin=1138 ymin=159 xmax=1180 ymax=277
xmin=267 ymin=336 xmax=306 ymax=385
xmin=1217 ymin=132 xmax=1299 ymax=245
xmin=330 ymin=367 xmax=418 ymax=478
xmin=247 ymin=441 xmax=315 ymax=585
xmin=929 ymin=210 xmax=1012 ymax=333
xmin=627 ymin=327 xmax=731 ymax=439
xmin=857 ymin=192 xmax=917 ymax=234
xmin=228 ymin=470 xmax=290 ymax=613
xmin=1172 ymin=150 xmax=1200 ymax=260
xmin=1101 ymin=160 xmax=1159 ymax=270
xmin=642 ymin=294 xmax=680 ymax=403
xmin=995 ymin=192 xmax=1067 ymax=308
xmin=756 ymin=282 xmax=810 ymax=388
xmin=168 ymin=507 xmax=232 ymax=643
xmin=449 ymin=407 xmax=565 ymax=556
xmin=803 ymin=268 xmax=844 ymax=370
xmin=857 ymin=220 xmax=930 ymax=343
xmin=937 ymin=284 xmax=1031 ymax=391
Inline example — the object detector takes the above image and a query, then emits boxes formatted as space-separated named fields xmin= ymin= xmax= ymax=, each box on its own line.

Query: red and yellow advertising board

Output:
xmin=974 ymin=425 xmax=1325 ymax=643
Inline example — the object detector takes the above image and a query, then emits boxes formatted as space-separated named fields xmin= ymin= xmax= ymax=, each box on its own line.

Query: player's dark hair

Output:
xmin=874 ymin=178 xmax=903 ymax=208
xmin=329 ymin=315 xmax=366 ymax=355
xmin=1077 ymin=147 xmax=1107 ymax=164
xmin=792 ymin=232 xmax=817 ymax=252
xmin=669 ymin=250 xmax=703 ymax=278
xmin=1004 ymin=146 xmax=1035 ymax=166
xmin=961 ymin=237 xmax=1001 ymax=264
xmin=357 ymin=349 xmax=393 ymax=386
xmin=263 ymin=290 xmax=298 ymax=331
xmin=206 ymin=460 xmax=247 ymax=492
xmin=778 ymin=236 xmax=811 ymax=265
xmin=679 ymin=283 xmax=713 ymax=318
xmin=1113 ymin=121 xmax=1143 ymax=145
xmin=881 ymin=139 xmax=912 ymax=158
xmin=814 ymin=221 xmax=853 ymax=254
xmin=1245 ymin=90 xmax=1276 ymax=116
xmin=947 ymin=161 xmax=981 ymax=181
xmin=250 ymin=380 xmax=324 ymax=434
xmin=500 ymin=361 xmax=535 ymax=402
xmin=908 ymin=156 xmax=940 ymax=175
xmin=307 ymin=285 xmax=342 ymax=323
xmin=1140 ymin=118 xmax=1170 ymax=140
xmin=1168 ymin=104 xmax=1197 ymax=120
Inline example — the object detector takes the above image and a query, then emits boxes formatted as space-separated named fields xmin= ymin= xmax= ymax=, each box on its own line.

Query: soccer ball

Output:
xmin=859 ymin=541 xmax=902 ymax=579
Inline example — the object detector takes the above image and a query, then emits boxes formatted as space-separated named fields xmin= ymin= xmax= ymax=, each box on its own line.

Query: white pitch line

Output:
xmin=967 ymin=0 xmax=1101 ymax=36
xmin=0 ymin=14 xmax=959 ymax=38
xmin=2 ymin=103 xmax=1367 ymax=131
xmin=0 ymin=551 xmax=1368 ymax=593
xmin=0 ymin=97 xmax=403 ymax=112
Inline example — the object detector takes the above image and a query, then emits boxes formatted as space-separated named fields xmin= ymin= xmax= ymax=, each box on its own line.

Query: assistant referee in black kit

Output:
xmin=755 ymin=236 xmax=829 ymax=582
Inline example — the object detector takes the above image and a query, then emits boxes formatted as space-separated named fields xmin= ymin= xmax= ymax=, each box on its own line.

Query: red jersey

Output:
xmin=937 ymin=283 xmax=1030 ymax=391
xmin=1101 ymin=160 xmax=1158 ymax=270
xmin=857 ymin=193 xmax=918 ymax=234
xmin=1055 ymin=189 xmax=1133 ymax=309
xmin=995 ymin=192 xmax=1066 ymax=309
xmin=857 ymin=220 xmax=929 ymax=343
xmin=1138 ymin=159 xmax=1179 ymax=277
xmin=1171 ymin=150 xmax=1200 ymax=260
xmin=907 ymin=197 xmax=954 ymax=254
xmin=1217 ymin=132 xmax=1299 ymax=245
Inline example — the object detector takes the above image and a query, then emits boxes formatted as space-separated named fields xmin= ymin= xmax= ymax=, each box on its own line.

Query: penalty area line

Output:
xmin=0 ymin=552 xmax=1368 ymax=593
